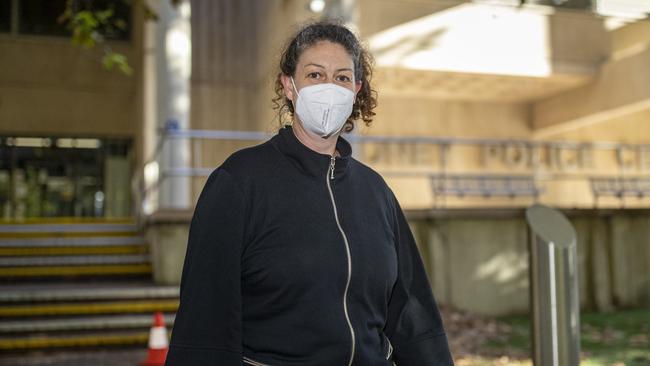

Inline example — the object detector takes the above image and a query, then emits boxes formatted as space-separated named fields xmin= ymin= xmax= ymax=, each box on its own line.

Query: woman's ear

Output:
xmin=280 ymin=74 xmax=294 ymax=101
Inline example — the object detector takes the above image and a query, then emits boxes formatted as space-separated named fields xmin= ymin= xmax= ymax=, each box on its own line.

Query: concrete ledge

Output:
xmin=145 ymin=209 xmax=193 ymax=285
xmin=406 ymin=207 xmax=650 ymax=220
xmin=145 ymin=209 xmax=193 ymax=225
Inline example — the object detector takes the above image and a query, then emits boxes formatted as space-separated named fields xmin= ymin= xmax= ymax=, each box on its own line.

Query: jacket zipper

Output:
xmin=326 ymin=155 xmax=356 ymax=366
xmin=243 ymin=356 xmax=271 ymax=366
xmin=385 ymin=335 xmax=393 ymax=360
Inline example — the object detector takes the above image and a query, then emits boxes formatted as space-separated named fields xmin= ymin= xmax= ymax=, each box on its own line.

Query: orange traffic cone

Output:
xmin=141 ymin=312 xmax=169 ymax=366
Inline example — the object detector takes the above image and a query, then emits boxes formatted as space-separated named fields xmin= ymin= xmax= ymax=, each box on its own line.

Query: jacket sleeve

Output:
xmin=384 ymin=193 xmax=454 ymax=365
xmin=166 ymin=168 xmax=247 ymax=365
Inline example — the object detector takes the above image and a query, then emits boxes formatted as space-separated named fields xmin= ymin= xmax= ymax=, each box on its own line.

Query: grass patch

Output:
xmin=483 ymin=308 xmax=650 ymax=365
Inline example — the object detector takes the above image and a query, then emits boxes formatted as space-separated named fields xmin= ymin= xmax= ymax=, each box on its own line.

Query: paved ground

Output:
xmin=0 ymin=349 xmax=147 ymax=366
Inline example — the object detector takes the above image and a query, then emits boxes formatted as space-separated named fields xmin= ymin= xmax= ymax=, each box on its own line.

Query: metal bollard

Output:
xmin=526 ymin=204 xmax=581 ymax=366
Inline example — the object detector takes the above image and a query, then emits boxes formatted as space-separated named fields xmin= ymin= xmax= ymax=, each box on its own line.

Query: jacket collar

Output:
xmin=271 ymin=125 xmax=352 ymax=179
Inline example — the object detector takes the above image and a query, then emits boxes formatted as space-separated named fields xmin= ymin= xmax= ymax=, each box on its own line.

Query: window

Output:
xmin=545 ymin=0 xmax=593 ymax=11
xmin=0 ymin=135 xmax=133 ymax=218
xmin=18 ymin=0 xmax=131 ymax=40
xmin=524 ymin=0 xmax=593 ymax=10
xmin=0 ymin=0 xmax=11 ymax=33
xmin=19 ymin=0 xmax=68 ymax=36
xmin=482 ymin=1 xmax=594 ymax=11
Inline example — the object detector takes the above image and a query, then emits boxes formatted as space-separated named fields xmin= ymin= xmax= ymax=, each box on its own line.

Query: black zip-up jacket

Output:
xmin=166 ymin=125 xmax=453 ymax=366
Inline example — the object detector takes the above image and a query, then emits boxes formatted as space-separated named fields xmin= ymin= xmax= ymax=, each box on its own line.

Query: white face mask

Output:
xmin=291 ymin=77 xmax=355 ymax=138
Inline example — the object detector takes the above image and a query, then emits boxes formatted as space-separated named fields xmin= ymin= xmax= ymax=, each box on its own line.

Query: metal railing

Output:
xmin=431 ymin=174 xmax=542 ymax=199
xmin=591 ymin=177 xmax=650 ymax=200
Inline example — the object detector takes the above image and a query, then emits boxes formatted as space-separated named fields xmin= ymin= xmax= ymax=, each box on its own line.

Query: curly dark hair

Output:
xmin=272 ymin=21 xmax=377 ymax=133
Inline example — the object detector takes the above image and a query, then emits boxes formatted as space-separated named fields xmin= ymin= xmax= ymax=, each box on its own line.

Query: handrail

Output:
xmin=162 ymin=128 xmax=650 ymax=150
xmin=130 ymin=128 xmax=169 ymax=231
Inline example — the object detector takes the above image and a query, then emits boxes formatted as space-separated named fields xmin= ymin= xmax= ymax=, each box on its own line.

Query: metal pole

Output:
xmin=526 ymin=204 xmax=581 ymax=366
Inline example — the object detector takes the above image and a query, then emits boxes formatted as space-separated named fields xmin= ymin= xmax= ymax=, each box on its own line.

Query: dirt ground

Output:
xmin=441 ymin=305 xmax=532 ymax=364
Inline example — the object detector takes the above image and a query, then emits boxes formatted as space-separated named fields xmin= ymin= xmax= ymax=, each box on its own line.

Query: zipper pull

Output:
xmin=330 ymin=155 xmax=336 ymax=180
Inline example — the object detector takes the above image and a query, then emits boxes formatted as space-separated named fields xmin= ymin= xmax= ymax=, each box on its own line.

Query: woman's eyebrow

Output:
xmin=304 ymin=63 xmax=325 ymax=69
xmin=303 ymin=63 xmax=353 ymax=72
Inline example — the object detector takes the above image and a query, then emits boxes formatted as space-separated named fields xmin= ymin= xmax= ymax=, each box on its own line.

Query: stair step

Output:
xmin=0 ymin=264 xmax=152 ymax=277
xmin=0 ymin=219 xmax=171 ymax=355
xmin=0 ymin=223 xmax=138 ymax=234
xmin=0 ymin=255 xmax=151 ymax=267
xmin=0 ymin=349 xmax=148 ymax=365
xmin=0 ymin=330 xmax=154 ymax=351
xmin=0 ymin=314 xmax=176 ymax=333
xmin=0 ymin=246 xmax=148 ymax=256
xmin=0 ymin=299 xmax=179 ymax=317
xmin=0 ymin=233 xmax=140 ymax=241
xmin=0 ymin=284 xmax=179 ymax=303
xmin=0 ymin=236 xmax=145 ymax=248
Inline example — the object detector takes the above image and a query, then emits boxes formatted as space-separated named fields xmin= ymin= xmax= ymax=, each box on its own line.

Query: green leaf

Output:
xmin=61 ymin=0 xmax=135 ymax=77
xmin=95 ymin=9 xmax=114 ymax=24
xmin=102 ymin=52 xmax=133 ymax=76
xmin=114 ymin=19 xmax=127 ymax=30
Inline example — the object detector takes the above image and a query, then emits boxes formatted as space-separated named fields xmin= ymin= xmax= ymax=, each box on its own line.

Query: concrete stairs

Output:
xmin=0 ymin=220 xmax=179 ymax=355
xmin=0 ymin=220 xmax=151 ymax=280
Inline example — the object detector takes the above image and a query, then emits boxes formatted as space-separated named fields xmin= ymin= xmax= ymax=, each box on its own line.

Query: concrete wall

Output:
xmin=147 ymin=207 xmax=650 ymax=316
xmin=608 ymin=215 xmax=650 ymax=307
xmin=410 ymin=210 xmax=650 ymax=316
xmin=0 ymin=4 xmax=144 ymax=138
xmin=145 ymin=210 xmax=192 ymax=285
xmin=358 ymin=0 xmax=460 ymax=36
xmin=417 ymin=216 xmax=530 ymax=315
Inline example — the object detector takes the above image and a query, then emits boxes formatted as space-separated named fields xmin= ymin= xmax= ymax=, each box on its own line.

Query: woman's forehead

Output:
xmin=298 ymin=41 xmax=354 ymax=70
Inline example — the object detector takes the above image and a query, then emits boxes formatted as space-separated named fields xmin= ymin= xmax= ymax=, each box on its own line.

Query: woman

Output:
xmin=166 ymin=21 xmax=453 ymax=366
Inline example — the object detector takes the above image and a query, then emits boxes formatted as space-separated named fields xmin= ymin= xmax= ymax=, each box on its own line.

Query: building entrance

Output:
xmin=0 ymin=136 xmax=132 ymax=219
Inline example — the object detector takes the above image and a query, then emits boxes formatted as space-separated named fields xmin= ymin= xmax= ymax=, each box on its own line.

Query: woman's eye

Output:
xmin=337 ymin=75 xmax=352 ymax=82
xmin=307 ymin=72 xmax=320 ymax=79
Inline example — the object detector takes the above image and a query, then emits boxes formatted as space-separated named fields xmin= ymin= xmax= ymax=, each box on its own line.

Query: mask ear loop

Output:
xmin=287 ymin=77 xmax=298 ymax=127
xmin=290 ymin=77 xmax=300 ymax=99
